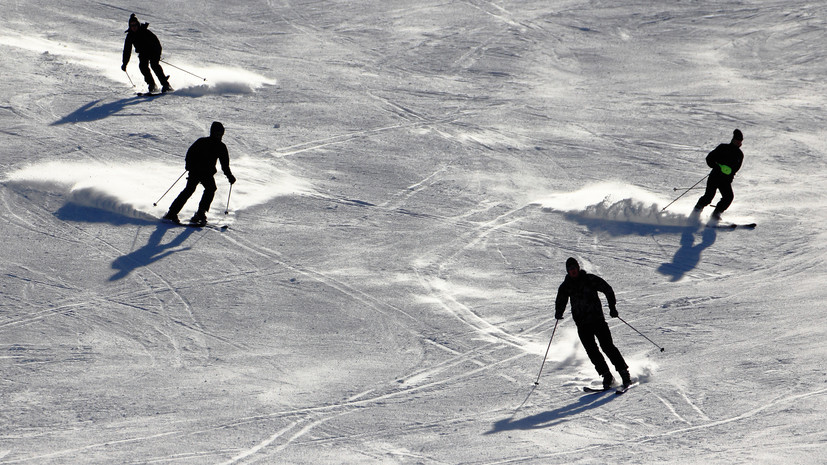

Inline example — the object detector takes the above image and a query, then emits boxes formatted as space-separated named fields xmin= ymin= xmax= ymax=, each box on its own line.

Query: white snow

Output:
xmin=2 ymin=1 xmax=826 ymax=463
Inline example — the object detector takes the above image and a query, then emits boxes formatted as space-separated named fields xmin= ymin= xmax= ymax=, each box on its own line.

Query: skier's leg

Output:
xmin=195 ymin=176 xmax=217 ymax=218
xmin=138 ymin=55 xmax=157 ymax=91
xmin=167 ymin=176 xmax=199 ymax=216
xmin=713 ymin=182 xmax=734 ymax=216
xmin=594 ymin=321 xmax=628 ymax=373
xmin=149 ymin=57 xmax=170 ymax=88
xmin=693 ymin=175 xmax=717 ymax=210
xmin=577 ymin=324 xmax=610 ymax=376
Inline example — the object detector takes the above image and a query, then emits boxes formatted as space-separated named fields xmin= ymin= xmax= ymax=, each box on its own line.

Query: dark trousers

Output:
xmin=138 ymin=54 xmax=169 ymax=89
xmin=168 ymin=174 xmax=216 ymax=217
xmin=577 ymin=320 xmax=628 ymax=376
xmin=695 ymin=175 xmax=734 ymax=214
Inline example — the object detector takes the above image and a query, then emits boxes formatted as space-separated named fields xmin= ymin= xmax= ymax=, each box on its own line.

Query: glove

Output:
xmin=121 ymin=63 xmax=127 ymax=72
xmin=609 ymin=306 xmax=618 ymax=318
xmin=555 ymin=313 xmax=563 ymax=320
xmin=227 ymin=174 xmax=236 ymax=184
xmin=718 ymin=163 xmax=732 ymax=175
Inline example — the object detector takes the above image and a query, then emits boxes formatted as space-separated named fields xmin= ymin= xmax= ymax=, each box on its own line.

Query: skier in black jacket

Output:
xmin=555 ymin=258 xmax=631 ymax=389
xmin=693 ymin=129 xmax=744 ymax=220
xmin=122 ymin=14 xmax=172 ymax=93
xmin=163 ymin=122 xmax=236 ymax=226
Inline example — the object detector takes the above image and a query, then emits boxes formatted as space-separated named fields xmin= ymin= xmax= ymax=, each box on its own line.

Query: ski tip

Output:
xmin=615 ymin=382 xmax=639 ymax=395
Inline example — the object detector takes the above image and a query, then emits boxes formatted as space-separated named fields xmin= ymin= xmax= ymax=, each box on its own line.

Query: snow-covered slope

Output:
xmin=1 ymin=1 xmax=825 ymax=463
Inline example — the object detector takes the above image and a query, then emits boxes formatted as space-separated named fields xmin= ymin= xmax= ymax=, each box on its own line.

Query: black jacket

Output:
xmin=705 ymin=142 xmax=743 ymax=184
xmin=185 ymin=136 xmax=233 ymax=178
xmin=555 ymin=271 xmax=616 ymax=325
xmin=123 ymin=23 xmax=162 ymax=65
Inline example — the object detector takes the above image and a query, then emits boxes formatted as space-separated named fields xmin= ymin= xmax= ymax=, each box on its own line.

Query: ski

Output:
xmin=186 ymin=222 xmax=228 ymax=231
xmin=160 ymin=218 xmax=228 ymax=231
xmin=707 ymin=222 xmax=756 ymax=230
xmin=137 ymin=88 xmax=172 ymax=97
xmin=583 ymin=386 xmax=612 ymax=393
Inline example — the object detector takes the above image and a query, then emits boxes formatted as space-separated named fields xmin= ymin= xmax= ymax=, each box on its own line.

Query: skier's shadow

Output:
xmin=486 ymin=391 xmax=616 ymax=433
xmin=657 ymin=226 xmax=717 ymax=282
xmin=51 ymin=96 xmax=156 ymax=125
xmin=110 ymin=224 xmax=197 ymax=281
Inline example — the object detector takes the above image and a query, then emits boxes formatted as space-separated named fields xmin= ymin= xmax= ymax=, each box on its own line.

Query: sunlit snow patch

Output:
xmin=4 ymin=157 xmax=310 ymax=221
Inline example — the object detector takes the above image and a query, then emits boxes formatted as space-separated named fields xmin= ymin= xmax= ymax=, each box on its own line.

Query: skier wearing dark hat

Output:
xmin=693 ymin=129 xmax=744 ymax=220
xmin=163 ymin=122 xmax=236 ymax=226
xmin=555 ymin=257 xmax=631 ymax=389
xmin=122 ymin=13 xmax=172 ymax=93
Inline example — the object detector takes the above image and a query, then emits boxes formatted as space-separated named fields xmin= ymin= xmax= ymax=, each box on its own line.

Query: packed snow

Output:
xmin=1 ymin=1 xmax=826 ymax=463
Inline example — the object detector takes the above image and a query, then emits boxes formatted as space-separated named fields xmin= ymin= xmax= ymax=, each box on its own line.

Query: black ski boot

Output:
xmin=160 ymin=75 xmax=172 ymax=93
xmin=162 ymin=212 xmax=180 ymax=224
xmin=602 ymin=372 xmax=614 ymax=390
xmin=189 ymin=212 xmax=207 ymax=227
xmin=620 ymin=370 xmax=632 ymax=388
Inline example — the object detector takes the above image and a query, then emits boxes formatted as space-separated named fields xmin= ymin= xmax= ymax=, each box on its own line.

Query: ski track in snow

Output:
xmin=2 ymin=0 xmax=827 ymax=463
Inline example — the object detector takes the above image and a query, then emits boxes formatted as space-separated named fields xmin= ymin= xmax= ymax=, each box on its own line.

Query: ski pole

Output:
xmin=224 ymin=184 xmax=233 ymax=214
xmin=617 ymin=316 xmax=664 ymax=352
xmin=153 ymin=170 xmax=186 ymax=206
xmin=124 ymin=69 xmax=135 ymax=87
xmin=661 ymin=173 xmax=708 ymax=212
xmin=159 ymin=59 xmax=207 ymax=81
xmin=534 ymin=319 xmax=560 ymax=385
xmin=672 ymin=186 xmax=705 ymax=191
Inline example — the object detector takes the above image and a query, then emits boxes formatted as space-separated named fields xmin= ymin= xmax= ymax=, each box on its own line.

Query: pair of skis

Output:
xmin=161 ymin=218 xmax=228 ymax=231
xmin=583 ymin=383 xmax=637 ymax=396
xmin=707 ymin=222 xmax=756 ymax=230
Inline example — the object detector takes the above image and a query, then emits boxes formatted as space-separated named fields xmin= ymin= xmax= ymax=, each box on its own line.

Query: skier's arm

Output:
xmin=218 ymin=145 xmax=235 ymax=183
xmin=122 ymin=37 xmax=133 ymax=68
xmin=730 ymin=152 xmax=744 ymax=176
xmin=593 ymin=275 xmax=617 ymax=316
xmin=184 ymin=141 xmax=198 ymax=172
xmin=705 ymin=146 xmax=721 ymax=170
xmin=554 ymin=283 xmax=569 ymax=319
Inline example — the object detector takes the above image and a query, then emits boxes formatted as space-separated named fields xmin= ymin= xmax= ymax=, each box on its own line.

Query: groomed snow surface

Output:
xmin=2 ymin=1 xmax=826 ymax=463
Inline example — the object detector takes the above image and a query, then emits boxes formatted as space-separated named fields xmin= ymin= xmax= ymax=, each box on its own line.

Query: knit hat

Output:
xmin=733 ymin=129 xmax=743 ymax=141
xmin=565 ymin=257 xmax=579 ymax=271
xmin=128 ymin=14 xmax=139 ymax=26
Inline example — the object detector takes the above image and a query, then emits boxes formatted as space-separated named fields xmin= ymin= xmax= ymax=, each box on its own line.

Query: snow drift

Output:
xmin=536 ymin=182 xmax=694 ymax=232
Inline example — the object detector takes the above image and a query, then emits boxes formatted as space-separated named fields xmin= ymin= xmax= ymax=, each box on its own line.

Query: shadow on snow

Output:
xmin=50 ymin=83 xmax=257 ymax=125
xmin=564 ymin=213 xmax=718 ymax=282
xmin=487 ymin=391 xmax=616 ymax=433
xmin=657 ymin=226 xmax=717 ymax=282
xmin=54 ymin=203 xmax=198 ymax=281
xmin=50 ymin=96 xmax=163 ymax=125
xmin=108 ymin=224 xmax=197 ymax=281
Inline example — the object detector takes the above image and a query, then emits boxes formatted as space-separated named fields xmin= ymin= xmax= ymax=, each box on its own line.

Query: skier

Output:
xmin=693 ymin=129 xmax=744 ymax=220
xmin=163 ymin=122 xmax=236 ymax=226
xmin=555 ymin=258 xmax=631 ymax=389
xmin=121 ymin=13 xmax=172 ymax=93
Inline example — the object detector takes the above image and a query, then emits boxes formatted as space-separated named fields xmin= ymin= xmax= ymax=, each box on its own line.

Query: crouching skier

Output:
xmin=555 ymin=257 xmax=631 ymax=390
xmin=163 ymin=122 xmax=236 ymax=226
